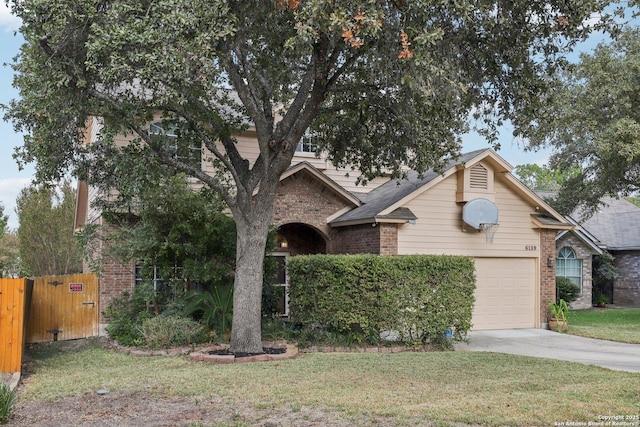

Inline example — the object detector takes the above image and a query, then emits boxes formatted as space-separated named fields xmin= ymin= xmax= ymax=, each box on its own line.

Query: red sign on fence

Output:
xmin=69 ymin=283 xmax=83 ymax=293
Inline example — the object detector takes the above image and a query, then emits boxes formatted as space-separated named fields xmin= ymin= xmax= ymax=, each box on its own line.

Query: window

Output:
xmin=270 ymin=253 xmax=289 ymax=317
xmin=135 ymin=264 xmax=165 ymax=292
xmin=149 ymin=121 xmax=202 ymax=168
xmin=556 ymin=247 xmax=582 ymax=291
xmin=296 ymin=130 xmax=319 ymax=154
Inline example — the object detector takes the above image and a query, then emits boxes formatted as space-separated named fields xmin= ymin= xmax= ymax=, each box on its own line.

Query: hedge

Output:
xmin=287 ymin=254 xmax=476 ymax=344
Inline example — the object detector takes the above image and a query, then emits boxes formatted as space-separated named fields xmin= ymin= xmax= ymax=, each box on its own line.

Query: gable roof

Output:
xmin=279 ymin=161 xmax=362 ymax=207
xmin=579 ymin=197 xmax=640 ymax=251
xmin=557 ymin=216 xmax=605 ymax=255
xmin=329 ymin=149 xmax=572 ymax=228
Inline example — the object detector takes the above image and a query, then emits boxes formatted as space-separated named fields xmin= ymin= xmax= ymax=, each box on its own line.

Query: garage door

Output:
xmin=472 ymin=258 xmax=537 ymax=330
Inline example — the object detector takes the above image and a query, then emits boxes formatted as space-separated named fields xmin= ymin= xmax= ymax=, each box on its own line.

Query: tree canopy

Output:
xmin=99 ymin=173 xmax=237 ymax=290
xmin=3 ymin=0 xmax=628 ymax=352
xmin=524 ymin=26 xmax=640 ymax=216
xmin=0 ymin=203 xmax=7 ymax=236
xmin=513 ymin=163 xmax=579 ymax=192
xmin=16 ymin=180 xmax=83 ymax=276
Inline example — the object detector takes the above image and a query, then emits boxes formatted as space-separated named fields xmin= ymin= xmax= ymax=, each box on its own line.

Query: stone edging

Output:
xmin=115 ymin=341 xmax=299 ymax=364
xmin=189 ymin=343 xmax=299 ymax=364
xmin=114 ymin=341 xmax=433 ymax=364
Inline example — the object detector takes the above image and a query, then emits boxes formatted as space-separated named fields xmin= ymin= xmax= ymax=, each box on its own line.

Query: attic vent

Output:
xmin=469 ymin=164 xmax=488 ymax=189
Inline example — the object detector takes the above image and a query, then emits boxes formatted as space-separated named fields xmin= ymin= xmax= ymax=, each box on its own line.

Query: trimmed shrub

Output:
xmin=287 ymin=254 xmax=476 ymax=345
xmin=556 ymin=277 xmax=580 ymax=304
xmin=138 ymin=315 xmax=209 ymax=349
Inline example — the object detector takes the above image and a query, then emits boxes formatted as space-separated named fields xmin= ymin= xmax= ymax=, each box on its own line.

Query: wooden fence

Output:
xmin=0 ymin=278 xmax=33 ymax=373
xmin=27 ymin=273 xmax=99 ymax=343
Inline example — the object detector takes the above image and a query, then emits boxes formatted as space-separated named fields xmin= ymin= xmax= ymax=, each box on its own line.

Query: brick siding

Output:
xmin=555 ymin=233 xmax=596 ymax=309
xmin=331 ymin=223 xmax=381 ymax=254
xmin=540 ymin=229 xmax=557 ymax=325
xmin=330 ymin=222 xmax=398 ymax=255
xmin=271 ymin=170 xmax=352 ymax=252
xmin=82 ymin=219 xmax=136 ymax=329
xmin=612 ymin=251 xmax=640 ymax=306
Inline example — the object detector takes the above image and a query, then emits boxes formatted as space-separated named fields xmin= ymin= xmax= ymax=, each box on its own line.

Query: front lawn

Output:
xmin=12 ymin=338 xmax=640 ymax=426
xmin=569 ymin=308 xmax=640 ymax=343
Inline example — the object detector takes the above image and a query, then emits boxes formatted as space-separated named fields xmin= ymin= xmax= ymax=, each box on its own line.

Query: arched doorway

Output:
xmin=275 ymin=222 xmax=327 ymax=255
xmin=270 ymin=223 xmax=327 ymax=317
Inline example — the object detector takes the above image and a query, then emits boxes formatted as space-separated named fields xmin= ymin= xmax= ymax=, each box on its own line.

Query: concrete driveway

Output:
xmin=454 ymin=329 xmax=640 ymax=373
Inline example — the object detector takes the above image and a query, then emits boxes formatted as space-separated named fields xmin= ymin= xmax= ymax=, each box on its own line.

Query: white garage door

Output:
xmin=472 ymin=258 xmax=537 ymax=330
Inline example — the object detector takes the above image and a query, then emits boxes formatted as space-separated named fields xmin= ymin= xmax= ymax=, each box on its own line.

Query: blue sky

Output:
xmin=0 ymin=4 xmax=622 ymax=229
xmin=0 ymin=3 xmax=30 ymax=230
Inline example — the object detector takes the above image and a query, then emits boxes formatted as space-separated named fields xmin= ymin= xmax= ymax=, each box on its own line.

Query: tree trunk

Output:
xmin=229 ymin=209 xmax=271 ymax=354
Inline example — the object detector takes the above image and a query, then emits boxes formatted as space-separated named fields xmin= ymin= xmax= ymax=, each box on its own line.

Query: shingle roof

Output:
xmin=580 ymin=197 xmax=640 ymax=250
xmin=330 ymin=149 xmax=488 ymax=225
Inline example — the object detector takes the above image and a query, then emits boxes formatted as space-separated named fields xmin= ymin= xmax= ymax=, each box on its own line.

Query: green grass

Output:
xmin=17 ymin=338 xmax=640 ymax=426
xmin=569 ymin=308 xmax=640 ymax=343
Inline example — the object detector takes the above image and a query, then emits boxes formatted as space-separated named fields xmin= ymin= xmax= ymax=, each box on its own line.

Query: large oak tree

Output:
xmin=524 ymin=26 xmax=640 ymax=216
xmin=4 ymin=0 xmax=623 ymax=352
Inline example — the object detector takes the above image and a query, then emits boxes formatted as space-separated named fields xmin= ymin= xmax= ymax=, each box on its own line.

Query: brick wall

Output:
xmin=612 ymin=251 xmax=640 ymax=306
xmin=379 ymin=223 xmax=398 ymax=255
xmin=331 ymin=223 xmax=381 ymax=254
xmin=555 ymin=233 xmax=596 ymax=309
xmin=271 ymin=170 xmax=352 ymax=251
xmin=83 ymin=219 xmax=136 ymax=330
xmin=540 ymin=229 xmax=556 ymax=325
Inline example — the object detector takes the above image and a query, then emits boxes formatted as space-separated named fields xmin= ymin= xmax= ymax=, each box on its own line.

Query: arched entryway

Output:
xmin=270 ymin=223 xmax=327 ymax=317
xmin=275 ymin=222 xmax=327 ymax=255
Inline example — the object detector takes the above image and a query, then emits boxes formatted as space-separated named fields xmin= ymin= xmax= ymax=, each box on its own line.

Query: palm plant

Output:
xmin=185 ymin=285 xmax=234 ymax=338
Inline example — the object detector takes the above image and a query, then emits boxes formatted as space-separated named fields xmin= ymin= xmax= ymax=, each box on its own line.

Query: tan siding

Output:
xmin=397 ymin=173 xmax=541 ymax=258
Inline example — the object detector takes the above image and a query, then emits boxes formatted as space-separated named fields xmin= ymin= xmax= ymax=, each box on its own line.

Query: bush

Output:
xmin=556 ymin=277 xmax=580 ymax=304
xmin=287 ymin=254 xmax=476 ymax=346
xmin=138 ymin=315 xmax=209 ymax=349
xmin=103 ymin=285 xmax=156 ymax=347
xmin=0 ymin=383 xmax=17 ymax=424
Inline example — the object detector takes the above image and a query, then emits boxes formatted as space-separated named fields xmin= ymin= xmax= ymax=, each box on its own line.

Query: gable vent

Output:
xmin=469 ymin=164 xmax=488 ymax=189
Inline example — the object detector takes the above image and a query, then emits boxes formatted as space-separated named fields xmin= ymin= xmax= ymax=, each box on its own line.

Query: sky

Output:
xmin=0 ymin=4 xmax=624 ymax=230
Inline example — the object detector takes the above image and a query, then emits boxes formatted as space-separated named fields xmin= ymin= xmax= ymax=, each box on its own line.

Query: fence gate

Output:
xmin=27 ymin=273 xmax=99 ymax=343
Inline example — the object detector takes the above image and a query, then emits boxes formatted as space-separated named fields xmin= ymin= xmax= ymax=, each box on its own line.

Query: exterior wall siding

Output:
xmin=271 ymin=170 xmax=353 ymax=246
xmin=555 ymin=233 xmax=595 ymax=309
xmin=397 ymin=173 xmax=541 ymax=258
xmin=612 ymin=251 xmax=640 ymax=306
xmin=332 ymin=223 xmax=381 ymax=254
xmin=540 ymin=229 xmax=557 ymax=324
xmin=83 ymin=218 xmax=136 ymax=331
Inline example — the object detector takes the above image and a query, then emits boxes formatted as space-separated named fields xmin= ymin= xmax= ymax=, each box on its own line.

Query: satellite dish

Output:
xmin=462 ymin=198 xmax=499 ymax=230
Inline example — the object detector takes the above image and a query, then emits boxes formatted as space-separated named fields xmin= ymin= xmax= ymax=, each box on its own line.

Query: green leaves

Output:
xmin=16 ymin=180 xmax=83 ymax=276
xmin=524 ymin=27 xmax=640 ymax=215
xmin=287 ymin=254 xmax=476 ymax=345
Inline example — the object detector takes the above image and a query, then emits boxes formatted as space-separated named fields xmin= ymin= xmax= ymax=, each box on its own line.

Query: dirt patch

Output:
xmin=8 ymin=389 xmax=411 ymax=426
xmin=7 ymin=338 xmax=453 ymax=426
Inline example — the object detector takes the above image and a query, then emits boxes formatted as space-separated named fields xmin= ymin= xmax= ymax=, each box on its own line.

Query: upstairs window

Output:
xmin=296 ymin=129 xmax=319 ymax=154
xmin=149 ymin=121 xmax=202 ymax=168
xmin=556 ymin=246 xmax=582 ymax=291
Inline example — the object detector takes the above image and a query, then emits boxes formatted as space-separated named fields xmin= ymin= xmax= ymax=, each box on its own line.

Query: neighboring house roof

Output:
xmin=330 ymin=149 xmax=572 ymax=228
xmin=578 ymin=197 xmax=640 ymax=251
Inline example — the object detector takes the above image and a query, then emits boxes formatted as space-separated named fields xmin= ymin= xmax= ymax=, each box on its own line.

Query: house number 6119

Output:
xmin=525 ymin=245 xmax=537 ymax=251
